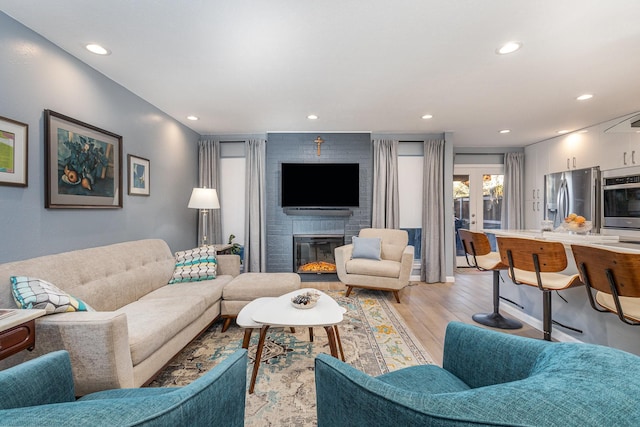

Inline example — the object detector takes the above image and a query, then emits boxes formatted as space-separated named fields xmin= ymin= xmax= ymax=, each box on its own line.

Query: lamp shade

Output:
xmin=188 ymin=188 xmax=220 ymax=209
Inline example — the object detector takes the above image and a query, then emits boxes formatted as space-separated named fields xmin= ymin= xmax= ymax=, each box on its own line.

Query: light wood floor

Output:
xmin=307 ymin=270 xmax=542 ymax=366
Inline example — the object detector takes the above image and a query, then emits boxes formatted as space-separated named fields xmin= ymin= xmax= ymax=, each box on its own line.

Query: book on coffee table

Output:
xmin=0 ymin=309 xmax=17 ymax=320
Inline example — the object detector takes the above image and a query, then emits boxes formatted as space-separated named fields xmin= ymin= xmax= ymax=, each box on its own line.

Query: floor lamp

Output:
xmin=188 ymin=187 xmax=220 ymax=247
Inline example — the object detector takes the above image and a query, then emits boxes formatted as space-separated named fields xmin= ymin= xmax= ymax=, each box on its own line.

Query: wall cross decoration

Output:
xmin=314 ymin=136 xmax=324 ymax=156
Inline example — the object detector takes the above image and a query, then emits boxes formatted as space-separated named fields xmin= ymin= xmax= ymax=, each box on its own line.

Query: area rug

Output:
xmin=149 ymin=289 xmax=434 ymax=426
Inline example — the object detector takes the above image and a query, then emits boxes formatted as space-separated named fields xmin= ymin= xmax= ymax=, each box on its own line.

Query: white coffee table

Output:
xmin=240 ymin=288 xmax=346 ymax=393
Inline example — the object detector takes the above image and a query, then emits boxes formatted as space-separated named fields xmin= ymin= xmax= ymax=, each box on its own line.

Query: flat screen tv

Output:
xmin=281 ymin=163 xmax=359 ymax=208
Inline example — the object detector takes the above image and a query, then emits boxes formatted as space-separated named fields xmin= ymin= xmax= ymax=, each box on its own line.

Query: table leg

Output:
xmin=309 ymin=327 xmax=314 ymax=342
xmin=242 ymin=329 xmax=253 ymax=349
xmin=323 ymin=326 xmax=338 ymax=358
xmin=249 ymin=324 xmax=270 ymax=394
xmin=333 ymin=325 xmax=345 ymax=361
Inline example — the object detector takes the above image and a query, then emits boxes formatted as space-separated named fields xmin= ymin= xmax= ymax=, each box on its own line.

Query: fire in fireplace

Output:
xmin=293 ymin=235 xmax=344 ymax=274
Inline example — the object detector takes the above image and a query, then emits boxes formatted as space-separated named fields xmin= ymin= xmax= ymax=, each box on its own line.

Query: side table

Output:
xmin=0 ymin=309 xmax=46 ymax=361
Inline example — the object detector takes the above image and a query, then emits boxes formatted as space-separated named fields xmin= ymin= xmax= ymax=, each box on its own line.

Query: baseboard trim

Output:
xmin=499 ymin=304 xmax=584 ymax=343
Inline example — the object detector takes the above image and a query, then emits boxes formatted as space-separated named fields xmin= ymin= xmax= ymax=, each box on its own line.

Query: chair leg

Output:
xmin=392 ymin=290 xmax=401 ymax=303
xmin=542 ymin=290 xmax=552 ymax=341
xmin=221 ymin=317 xmax=232 ymax=332
xmin=345 ymin=286 xmax=353 ymax=297
xmin=472 ymin=270 xmax=522 ymax=330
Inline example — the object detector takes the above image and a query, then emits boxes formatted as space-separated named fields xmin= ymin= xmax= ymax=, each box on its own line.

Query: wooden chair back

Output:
xmin=571 ymin=244 xmax=640 ymax=298
xmin=496 ymin=237 xmax=568 ymax=273
xmin=458 ymin=229 xmax=491 ymax=257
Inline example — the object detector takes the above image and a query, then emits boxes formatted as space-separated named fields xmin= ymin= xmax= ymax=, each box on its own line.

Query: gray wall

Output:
xmin=0 ymin=13 xmax=199 ymax=262
xmin=265 ymin=133 xmax=373 ymax=272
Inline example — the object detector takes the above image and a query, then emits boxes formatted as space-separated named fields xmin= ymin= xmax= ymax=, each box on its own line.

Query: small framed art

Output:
xmin=0 ymin=115 xmax=28 ymax=187
xmin=128 ymin=154 xmax=150 ymax=196
xmin=44 ymin=110 xmax=123 ymax=208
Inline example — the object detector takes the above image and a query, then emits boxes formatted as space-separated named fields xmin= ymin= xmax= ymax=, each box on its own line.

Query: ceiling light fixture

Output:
xmin=576 ymin=94 xmax=593 ymax=101
xmin=496 ymin=41 xmax=522 ymax=55
xmin=85 ymin=43 xmax=111 ymax=55
xmin=307 ymin=114 xmax=318 ymax=120
xmin=557 ymin=130 xmax=570 ymax=135
xmin=187 ymin=115 xmax=199 ymax=121
xmin=499 ymin=129 xmax=511 ymax=134
xmin=421 ymin=114 xmax=433 ymax=120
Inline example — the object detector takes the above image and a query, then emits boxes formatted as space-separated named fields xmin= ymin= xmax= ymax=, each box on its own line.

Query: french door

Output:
xmin=454 ymin=165 xmax=504 ymax=266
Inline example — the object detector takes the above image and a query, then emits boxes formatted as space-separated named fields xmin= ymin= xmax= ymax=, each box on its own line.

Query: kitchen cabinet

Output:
xmin=597 ymin=113 xmax=640 ymax=171
xmin=547 ymin=129 xmax=599 ymax=173
xmin=524 ymin=141 xmax=549 ymax=229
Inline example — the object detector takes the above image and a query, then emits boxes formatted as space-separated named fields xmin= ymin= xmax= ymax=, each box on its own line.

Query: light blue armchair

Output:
xmin=0 ymin=349 xmax=247 ymax=426
xmin=316 ymin=322 xmax=640 ymax=426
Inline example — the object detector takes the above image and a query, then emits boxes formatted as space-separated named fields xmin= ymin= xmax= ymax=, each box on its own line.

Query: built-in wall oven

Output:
xmin=602 ymin=167 xmax=640 ymax=230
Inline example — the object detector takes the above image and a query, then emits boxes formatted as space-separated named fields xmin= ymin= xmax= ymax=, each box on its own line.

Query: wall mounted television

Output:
xmin=281 ymin=163 xmax=359 ymax=208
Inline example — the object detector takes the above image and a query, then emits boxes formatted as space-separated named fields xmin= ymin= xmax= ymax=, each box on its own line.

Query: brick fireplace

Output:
xmin=293 ymin=235 xmax=344 ymax=275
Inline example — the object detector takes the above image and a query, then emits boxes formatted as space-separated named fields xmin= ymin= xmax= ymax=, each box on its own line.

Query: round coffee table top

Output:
xmin=251 ymin=288 xmax=345 ymax=327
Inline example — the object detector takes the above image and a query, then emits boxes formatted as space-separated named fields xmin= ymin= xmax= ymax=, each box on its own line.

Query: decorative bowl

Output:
xmin=561 ymin=220 xmax=592 ymax=234
xmin=291 ymin=291 xmax=320 ymax=309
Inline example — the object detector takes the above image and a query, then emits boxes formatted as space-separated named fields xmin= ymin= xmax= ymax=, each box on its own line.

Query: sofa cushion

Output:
xmin=169 ymin=246 xmax=217 ymax=284
xmin=140 ymin=276 xmax=232 ymax=307
xmin=10 ymin=276 xmax=93 ymax=314
xmin=352 ymin=237 xmax=382 ymax=260
xmin=377 ymin=364 xmax=470 ymax=394
xmin=116 ymin=296 xmax=207 ymax=365
xmin=345 ymin=259 xmax=401 ymax=278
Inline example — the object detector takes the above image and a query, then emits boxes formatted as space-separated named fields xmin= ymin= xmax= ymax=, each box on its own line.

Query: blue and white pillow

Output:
xmin=11 ymin=276 xmax=93 ymax=314
xmin=169 ymin=246 xmax=218 ymax=284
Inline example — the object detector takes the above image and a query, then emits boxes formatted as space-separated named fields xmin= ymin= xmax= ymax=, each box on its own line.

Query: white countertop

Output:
xmin=486 ymin=229 xmax=620 ymax=244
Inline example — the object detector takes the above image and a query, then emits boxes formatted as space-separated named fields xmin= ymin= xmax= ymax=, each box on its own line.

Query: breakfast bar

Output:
xmin=482 ymin=229 xmax=640 ymax=353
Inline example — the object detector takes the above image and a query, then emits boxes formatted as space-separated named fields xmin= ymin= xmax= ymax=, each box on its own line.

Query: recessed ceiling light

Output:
xmin=499 ymin=129 xmax=511 ymax=134
xmin=558 ymin=130 xmax=570 ymax=134
xmin=307 ymin=114 xmax=318 ymax=120
xmin=186 ymin=115 xmax=199 ymax=121
xmin=496 ymin=41 xmax=522 ymax=55
xmin=421 ymin=114 xmax=433 ymax=120
xmin=85 ymin=43 xmax=111 ymax=55
xmin=576 ymin=94 xmax=593 ymax=101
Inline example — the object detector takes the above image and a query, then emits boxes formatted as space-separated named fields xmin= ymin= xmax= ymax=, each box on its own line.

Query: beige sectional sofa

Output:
xmin=0 ymin=239 xmax=240 ymax=396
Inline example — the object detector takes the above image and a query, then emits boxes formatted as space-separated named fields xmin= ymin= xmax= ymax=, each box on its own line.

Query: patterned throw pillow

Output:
xmin=169 ymin=246 xmax=217 ymax=284
xmin=10 ymin=276 xmax=94 ymax=314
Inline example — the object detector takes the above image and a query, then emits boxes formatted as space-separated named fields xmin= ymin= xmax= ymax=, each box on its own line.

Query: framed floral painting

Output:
xmin=44 ymin=110 xmax=123 ymax=208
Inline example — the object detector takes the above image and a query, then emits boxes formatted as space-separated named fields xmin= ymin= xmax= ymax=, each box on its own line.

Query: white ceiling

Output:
xmin=2 ymin=0 xmax=640 ymax=147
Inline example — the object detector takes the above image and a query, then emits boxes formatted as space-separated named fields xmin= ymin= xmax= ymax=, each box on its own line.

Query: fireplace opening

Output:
xmin=293 ymin=235 xmax=344 ymax=274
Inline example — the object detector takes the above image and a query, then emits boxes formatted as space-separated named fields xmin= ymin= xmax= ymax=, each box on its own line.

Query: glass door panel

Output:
xmin=454 ymin=166 xmax=504 ymax=267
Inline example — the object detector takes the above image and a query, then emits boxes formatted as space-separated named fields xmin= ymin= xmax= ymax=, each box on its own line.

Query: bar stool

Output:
xmin=458 ymin=229 xmax=522 ymax=329
xmin=571 ymin=244 xmax=640 ymax=325
xmin=496 ymin=236 xmax=583 ymax=341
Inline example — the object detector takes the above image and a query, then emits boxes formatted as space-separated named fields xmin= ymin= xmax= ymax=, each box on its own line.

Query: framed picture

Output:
xmin=0 ymin=115 xmax=28 ymax=187
xmin=45 ymin=110 xmax=123 ymax=209
xmin=128 ymin=154 xmax=150 ymax=196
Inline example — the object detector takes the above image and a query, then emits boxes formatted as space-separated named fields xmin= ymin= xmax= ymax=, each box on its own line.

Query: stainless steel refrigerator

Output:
xmin=544 ymin=167 xmax=601 ymax=231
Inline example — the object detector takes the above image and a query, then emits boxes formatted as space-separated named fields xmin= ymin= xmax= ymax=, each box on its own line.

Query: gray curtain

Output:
xmin=244 ymin=139 xmax=267 ymax=272
xmin=197 ymin=140 xmax=222 ymax=245
xmin=372 ymin=139 xmax=400 ymax=228
xmin=421 ymin=139 xmax=446 ymax=283
xmin=501 ymin=152 xmax=524 ymax=229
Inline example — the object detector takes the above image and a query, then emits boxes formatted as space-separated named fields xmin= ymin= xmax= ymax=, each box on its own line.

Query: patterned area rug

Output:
xmin=149 ymin=289 xmax=434 ymax=426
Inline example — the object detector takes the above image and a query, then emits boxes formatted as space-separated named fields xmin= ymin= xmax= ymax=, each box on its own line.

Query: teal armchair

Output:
xmin=0 ymin=349 xmax=247 ymax=426
xmin=316 ymin=322 xmax=640 ymax=426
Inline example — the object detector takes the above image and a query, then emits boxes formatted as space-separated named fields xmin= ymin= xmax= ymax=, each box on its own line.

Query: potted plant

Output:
xmin=228 ymin=234 xmax=243 ymax=263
